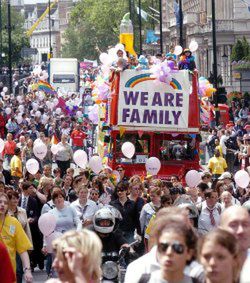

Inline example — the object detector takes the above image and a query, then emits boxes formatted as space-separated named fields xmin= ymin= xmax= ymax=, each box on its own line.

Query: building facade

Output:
xmin=161 ymin=0 xmax=250 ymax=91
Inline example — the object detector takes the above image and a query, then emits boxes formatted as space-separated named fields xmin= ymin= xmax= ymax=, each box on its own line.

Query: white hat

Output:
xmin=218 ymin=172 xmax=232 ymax=180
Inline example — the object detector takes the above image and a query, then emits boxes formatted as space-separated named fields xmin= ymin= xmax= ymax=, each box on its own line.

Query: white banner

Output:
xmin=117 ymin=70 xmax=191 ymax=129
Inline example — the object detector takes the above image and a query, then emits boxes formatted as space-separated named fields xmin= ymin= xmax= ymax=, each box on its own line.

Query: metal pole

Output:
xmin=0 ymin=0 xmax=2 ymax=58
xmin=48 ymin=0 xmax=52 ymax=59
xmin=211 ymin=0 xmax=219 ymax=125
xmin=159 ymin=0 xmax=163 ymax=54
xmin=179 ymin=0 xmax=183 ymax=46
xmin=7 ymin=0 xmax=12 ymax=93
xmin=138 ymin=0 xmax=142 ymax=55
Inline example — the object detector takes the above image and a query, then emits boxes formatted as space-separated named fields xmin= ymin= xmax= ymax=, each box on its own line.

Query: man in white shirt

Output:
xmin=219 ymin=129 xmax=230 ymax=157
xmin=220 ymin=206 xmax=250 ymax=283
xmin=198 ymin=189 xmax=221 ymax=235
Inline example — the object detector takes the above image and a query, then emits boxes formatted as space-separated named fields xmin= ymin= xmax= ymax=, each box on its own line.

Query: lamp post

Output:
xmin=159 ymin=0 xmax=163 ymax=54
xmin=7 ymin=0 xmax=12 ymax=93
xmin=211 ymin=0 xmax=219 ymax=125
xmin=48 ymin=0 xmax=52 ymax=59
xmin=179 ymin=0 xmax=183 ymax=46
xmin=138 ymin=0 xmax=142 ymax=55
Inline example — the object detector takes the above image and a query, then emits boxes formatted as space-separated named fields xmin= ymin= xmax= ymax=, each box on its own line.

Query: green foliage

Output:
xmin=62 ymin=0 xmax=152 ymax=60
xmin=231 ymin=37 xmax=250 ymax=62
xmin=1 ymin=3 xmax=30 ymax=66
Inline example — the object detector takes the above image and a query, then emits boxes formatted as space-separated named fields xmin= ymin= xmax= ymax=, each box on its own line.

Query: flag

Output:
xmin=37 ymin=80 xmax=57 ymax=95
xmin=136 ymin=6 xmax=148 ymax=21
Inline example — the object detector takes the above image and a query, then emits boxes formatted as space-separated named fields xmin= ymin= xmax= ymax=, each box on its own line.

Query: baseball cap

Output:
xmin=218 ymin=172 xmax=232 ymax=180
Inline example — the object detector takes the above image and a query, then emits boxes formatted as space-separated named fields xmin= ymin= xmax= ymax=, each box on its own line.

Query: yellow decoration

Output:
xmin=119 ymin=126 xmax=126 ymax=137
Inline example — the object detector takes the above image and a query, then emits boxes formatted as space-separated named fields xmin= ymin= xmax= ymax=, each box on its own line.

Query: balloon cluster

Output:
xmin=199 ymin=77 xmax=216 ymax=97
xmin=151 ymin=60 xmax=175 ymax=84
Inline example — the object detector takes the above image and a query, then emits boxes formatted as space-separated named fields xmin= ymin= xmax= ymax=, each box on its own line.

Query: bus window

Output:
xmin=53 ymin=74 xmax=75 ymax=83
xmin=116 ymin=133 xmax=150 ymax=164
xmin=159 ymin=138 xmax=195 ymax=161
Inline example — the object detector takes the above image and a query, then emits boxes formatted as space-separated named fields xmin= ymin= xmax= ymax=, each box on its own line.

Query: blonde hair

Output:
xmin=53 ymin=230 xmax=102 ymax=282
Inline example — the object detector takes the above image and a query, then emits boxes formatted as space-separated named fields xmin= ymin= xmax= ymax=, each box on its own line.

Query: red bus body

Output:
xmin=107 ymin=70 xmax=200 ymax=180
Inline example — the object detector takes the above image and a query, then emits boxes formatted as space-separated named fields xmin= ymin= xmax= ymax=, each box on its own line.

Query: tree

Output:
xmin=62 ymin=0 xmax=153 ymax=60
xmin=1 ymin=3 xmax=30 ymax=66
xmin=231 ymin=37 xmax=250 ymax=62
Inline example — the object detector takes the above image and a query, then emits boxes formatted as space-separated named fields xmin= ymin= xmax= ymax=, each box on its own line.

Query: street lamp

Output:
xmin=159 ymin=0 xmax=163 ymax=54
xmin=7 ymin=0 xmax=12 ymax=93
xmin=138 ymin=0 xmax=142 ymax=55
xmin=211 ymin=0 xmax=219 ymax=125
xmin=179 ymin=0 xmax=183 ymax=46
xmin=48 ymin=0 xmax=52 ymax=59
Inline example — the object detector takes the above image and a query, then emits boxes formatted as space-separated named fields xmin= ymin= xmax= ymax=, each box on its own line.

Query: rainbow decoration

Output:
xmin=37 ymin=80 xmax=57 ymax=95
xmin=169 ymin=78 xmax=182 ymax=90
xmin=125 ymin=73 xmax=154 ymax=88
xmin=125 ymin=74 xmax=182 ymax=90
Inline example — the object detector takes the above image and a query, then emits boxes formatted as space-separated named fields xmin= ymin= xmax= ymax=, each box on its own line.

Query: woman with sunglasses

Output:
xmin=139 ymin=217 xmax=197 ymax=282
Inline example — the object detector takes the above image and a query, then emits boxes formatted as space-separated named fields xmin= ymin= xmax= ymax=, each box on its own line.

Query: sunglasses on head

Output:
xmin=157 ymin=241 xmax=185 ymax=255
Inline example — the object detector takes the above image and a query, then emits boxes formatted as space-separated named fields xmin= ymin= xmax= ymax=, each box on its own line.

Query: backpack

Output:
xmin=138 ymin=273 xmax=200 ymax=283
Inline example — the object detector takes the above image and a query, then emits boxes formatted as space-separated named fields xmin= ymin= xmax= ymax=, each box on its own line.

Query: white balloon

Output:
xmin=5 ymin=107 xmax=11 ymax=115
xmin=33 ymin=142 xmax=47 ymax=160
xmin=18 ymin=105 xmax=24 ymax=112
xmin=1 ymin=92 xmax=4 ymax=97
xmin=51 ymin=144 xmax=59 ymax=155
xmin=121 ymin=142 xmax=135 ymax=159
xmin=32 ymin=102 xmax=39 ymax=110
xmin=3 ymin=87 xmax=8 ymax=93
xmin=35 ymin=110 xmax=41 ymax=117
xmin=45 ymin=231 xmax=62 ymax=253
xmin=174 ymin=45 xmax=183 ymax=56
xmin=0 ymin=138 xmax=4 ymax=153
xmin=55 ymin=108 xmax=61 ymax=115
xmin=73 ymin=150 xmax=88 ymax=168
xmin=89 ymin=156 xmax=103 ymax=174
xmin=115 ymin=43 xmax=125 ymax=50
xmin=145 ymin=157 xmax=161 ymax=175
xmin=76 ymin=111 xmax=82 ymax=118
xmin=99 ymin=53 xmax=110 ymax=64
xmin=26 ymin=158 xmax=39 ymax=175
xmin=189 ymin=40 xmax=199 ymax=52
xmin=53 ymin=98 xmax=59 ymax=105
xmin=16 ymin=116 xmax=23 ymax=124
xmin=235 ymin=170 xmax=250 ymax=188
xmin=16 ymin=95 xmax=22 ymax=102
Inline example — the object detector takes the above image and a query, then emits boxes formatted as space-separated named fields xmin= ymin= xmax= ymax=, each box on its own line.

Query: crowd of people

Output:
xmin=0 ymin=47 xmax=249 ymax=283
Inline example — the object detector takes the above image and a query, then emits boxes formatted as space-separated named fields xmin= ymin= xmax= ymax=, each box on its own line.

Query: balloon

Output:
xmin=32 ymin=102 xmax=39 ymax=110
xmin=189 ymin=40 xmax=199 ymax=52
xmin=3 ymin=86 xmax=8 ymax=93
xmin=16 ymin=95 xmax=22 ymax=102
xmin=99 ymin=53 xmax=111 ymax=65
xmin=55 ymin=108 xmax=61 ymax=115
xmin=115 ymin=43 xmax=125 ymax=50
xmin=51 ymin=144 xmax=59 ymax=155
xmin=45 ymin=231 xmax=62 ymax=253
xmin=235 ymin=170 xmax=250 ymax=188
xmin=185 ymin=170 xmax=201 ymax=187
xmin=35 ymin=111 xmax=41 ymax=117
xmin=174 ymin=45 xmax=183 ymax=56
xmin=38 ymin=213 xmax=56 ymax=236
xmin=76 ymin=111 xmax=82 ymax=118
xmin=121 ymin=142 xmax=135 ymax=159
xmin=16 ymin=116 xmax=23 ymax=124
xmin=73 ymin=150 xmax=88 ymax=168
xmin=0 ymin=138 xmax=4 ymax=153
xmin=18 ymin=105 xmax=24 ymax=112
xmin=89 ymin=156 xmax=103 ymax=174
xmin=53 ymin=98 xmax=59 ymax=105
xmin=112 ymin=170 xmax=120 ymax=183
xmin=145 ymin=157 xmax=161 ymax=175
xmin=5 ymin=108 xmax=11 ymax=115
xmin=26 ymin=158 xmax=39 ymax=175
xmin=1 ymin=92 xmax=4 ymax=97
xmin=33 ymin=142 xmax=48 ymax=160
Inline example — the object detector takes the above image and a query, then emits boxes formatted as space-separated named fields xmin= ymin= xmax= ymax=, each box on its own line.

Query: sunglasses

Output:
xmin=157 ymin=241 xmax=185 ymax=255
xmin=117 ymin=169 xmax=123 ymax=172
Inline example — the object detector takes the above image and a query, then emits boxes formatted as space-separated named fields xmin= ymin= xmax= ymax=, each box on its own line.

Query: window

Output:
xmin=53 ymin=74 xmax=75 ymax=83
xmin=115 ymin=133 xmax=150 ymax=164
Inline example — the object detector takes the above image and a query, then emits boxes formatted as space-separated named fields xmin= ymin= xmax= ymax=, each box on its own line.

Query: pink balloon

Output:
xmin=45 ymin=231 xmax=62 ymax=253
xmin=89 ymin=156 xmax=103 ymax=174
xmin=185 ymin=170 xmax=201 ymax=187
xmin=146 ymin=157 xmax=161 ymax=175
xmin=38 ymin=213 xmax=56 ymax=236
xmin=121 ymin=142 xmax=135 ymax=159
xmin=235 ymin=170 xmax=250 ymax=188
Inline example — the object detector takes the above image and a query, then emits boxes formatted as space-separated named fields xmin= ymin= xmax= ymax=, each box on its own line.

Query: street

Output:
xmin=31 ymin=269 xmax=47 ymax=283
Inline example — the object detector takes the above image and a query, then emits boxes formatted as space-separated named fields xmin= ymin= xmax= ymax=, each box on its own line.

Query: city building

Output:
xmin=161 ymin=0 xmax=250 ymax=91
